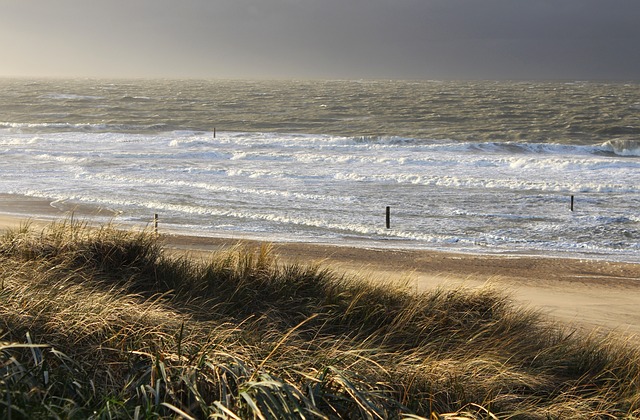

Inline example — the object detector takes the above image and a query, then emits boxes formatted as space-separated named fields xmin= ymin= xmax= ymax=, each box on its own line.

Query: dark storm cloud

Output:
xmin=1 ymin=0 xmax=639 ymax=80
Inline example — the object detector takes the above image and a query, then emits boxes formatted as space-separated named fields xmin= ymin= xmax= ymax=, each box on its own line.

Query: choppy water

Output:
xmin=1 ymin=78 xmax=639 ymax=261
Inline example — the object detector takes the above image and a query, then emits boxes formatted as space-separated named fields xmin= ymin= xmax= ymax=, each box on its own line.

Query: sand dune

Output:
xmin=1 ymin=195 xmax=639 ymax=339
xmin=164 ymin=234 xmax=640 ymax=339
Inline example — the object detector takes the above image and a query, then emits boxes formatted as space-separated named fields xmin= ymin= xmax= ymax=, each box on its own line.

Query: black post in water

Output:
xmin=213 ymin=127 xmax=216 ymax=138
xmin=386 ymin=206 xmax=390 ymax=229
xmin=570 ymin=195 xmax=574 ymax=212
xmin=154 ymin=213 xmax=158 ymax=234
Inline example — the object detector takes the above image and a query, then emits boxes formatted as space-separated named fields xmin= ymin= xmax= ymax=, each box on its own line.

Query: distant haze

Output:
xmin=2 ymin=0 xmax=639 ymax=80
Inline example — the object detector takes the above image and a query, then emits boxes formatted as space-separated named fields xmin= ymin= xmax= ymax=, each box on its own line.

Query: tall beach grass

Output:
xmin=1 ymin=220 xmax=639 ymax=419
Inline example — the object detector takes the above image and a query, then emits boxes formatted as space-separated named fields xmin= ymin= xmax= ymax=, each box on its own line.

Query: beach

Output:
xmin=3 ymin=79 xmax=639 ymax=265
xmin=2 ymin=194 xmax=639 ymax=339
xmin=167 ymin=235 xmax=640 ymax=339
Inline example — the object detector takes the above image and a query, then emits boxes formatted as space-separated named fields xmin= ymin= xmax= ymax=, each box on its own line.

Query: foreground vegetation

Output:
xmin=1 ymin=221 xmax=639 ymax=419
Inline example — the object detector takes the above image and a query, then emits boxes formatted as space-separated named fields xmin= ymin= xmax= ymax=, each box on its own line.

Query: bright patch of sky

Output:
xmin=1 ymin=0 xmax=639 ymax=80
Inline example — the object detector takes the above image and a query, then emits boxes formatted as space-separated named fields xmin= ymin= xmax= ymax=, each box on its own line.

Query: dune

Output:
xmin=1 ymin=193 xmax=639 ymax=339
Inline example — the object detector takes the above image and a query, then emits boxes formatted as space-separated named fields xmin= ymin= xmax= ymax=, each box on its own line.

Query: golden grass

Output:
xmin=1 ymin=220 xmax=639 ymax=419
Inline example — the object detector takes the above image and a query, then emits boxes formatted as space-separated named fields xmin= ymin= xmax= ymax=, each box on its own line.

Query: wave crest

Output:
xmin=600 ymin=139 xmax=640 ymax=157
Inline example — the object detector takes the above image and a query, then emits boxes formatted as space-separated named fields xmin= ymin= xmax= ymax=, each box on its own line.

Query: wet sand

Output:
xmin=1 ymin=194 xmax=639 ymax=339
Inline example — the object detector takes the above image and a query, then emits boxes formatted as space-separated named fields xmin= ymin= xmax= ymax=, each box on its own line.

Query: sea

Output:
xmin=1 ymin=78 xmax=639 ymax=262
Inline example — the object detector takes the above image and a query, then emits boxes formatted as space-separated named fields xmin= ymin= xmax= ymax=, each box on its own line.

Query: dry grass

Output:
xmin=1 ymin=220 xmax=639 ymax=419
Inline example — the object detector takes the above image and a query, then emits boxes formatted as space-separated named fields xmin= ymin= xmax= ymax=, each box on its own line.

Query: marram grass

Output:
xmin=1 ymin=221 xmax=639 ymax=419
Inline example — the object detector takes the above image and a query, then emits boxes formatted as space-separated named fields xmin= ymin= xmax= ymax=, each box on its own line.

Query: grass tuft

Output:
xmin=1 ymin=221 xmax=639 ymax=418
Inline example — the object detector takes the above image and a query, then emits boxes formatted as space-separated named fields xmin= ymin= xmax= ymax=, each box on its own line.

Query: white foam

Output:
xmin=40 ymin=93 xmax=103 ymax=101
xmin=600 ymin=139 xmax=640 ymax=157
xmin=0 ymin=136 xmax=40 ymax=145
xmin=1 ymin=129 xmax=638 ymax=262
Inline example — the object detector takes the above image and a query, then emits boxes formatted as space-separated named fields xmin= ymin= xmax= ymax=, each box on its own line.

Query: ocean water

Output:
xmin=1 ymin=78 xmax=639 ymax=262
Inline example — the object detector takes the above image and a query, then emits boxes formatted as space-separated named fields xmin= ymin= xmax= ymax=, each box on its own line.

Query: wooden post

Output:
xmin=386 ymin=206 xmax=390 ymax=229
xmin=154 ymin=213 xmax=158 ymax=234
xmin=213 ymin=127 xmax=216 ymax=138
xmin=570 ymin=195 xmax=574 ymax=212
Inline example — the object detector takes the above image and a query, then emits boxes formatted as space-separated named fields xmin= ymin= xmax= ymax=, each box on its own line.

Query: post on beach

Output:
xmin=386 ymin=206 xmax=391 ymax=229
xmin=570 ymin=195 xmax=574 ymax=212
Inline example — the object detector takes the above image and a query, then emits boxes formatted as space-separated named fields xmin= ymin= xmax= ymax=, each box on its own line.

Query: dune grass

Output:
xmin=1 ymin=220 xmax=639 ymax=419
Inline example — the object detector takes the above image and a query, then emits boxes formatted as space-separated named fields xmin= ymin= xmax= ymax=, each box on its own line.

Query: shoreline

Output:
xmin=1 ymin=194 xmax=640 ymax=338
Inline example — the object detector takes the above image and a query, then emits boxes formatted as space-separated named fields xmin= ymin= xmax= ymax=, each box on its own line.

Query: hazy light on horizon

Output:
xmin=1 ymin=0 xmax=639 ymax=80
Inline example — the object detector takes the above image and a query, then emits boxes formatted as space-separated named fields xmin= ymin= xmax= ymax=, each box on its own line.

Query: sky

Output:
xmin=1 ymin=0 xmax=639 ymax=80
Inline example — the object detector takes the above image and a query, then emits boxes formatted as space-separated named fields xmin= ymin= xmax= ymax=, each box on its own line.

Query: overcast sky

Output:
xmin=1 ymin=0 xmax=639 ymax=80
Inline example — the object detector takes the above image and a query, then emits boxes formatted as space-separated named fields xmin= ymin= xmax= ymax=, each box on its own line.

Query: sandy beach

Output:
xmin=1 ymin=194 xmax=639 ymax=339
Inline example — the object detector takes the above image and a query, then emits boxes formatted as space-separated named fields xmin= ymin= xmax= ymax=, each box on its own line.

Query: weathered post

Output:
xmin=386 ymin=206 xmax=390 ymax=229
xmin=570 ymin=195 xmax=574 ymax=212
xmin=154 ymin=213 xmax=158 ymax=234
xmin=213 ymin=127 xmax=216 ymax=138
